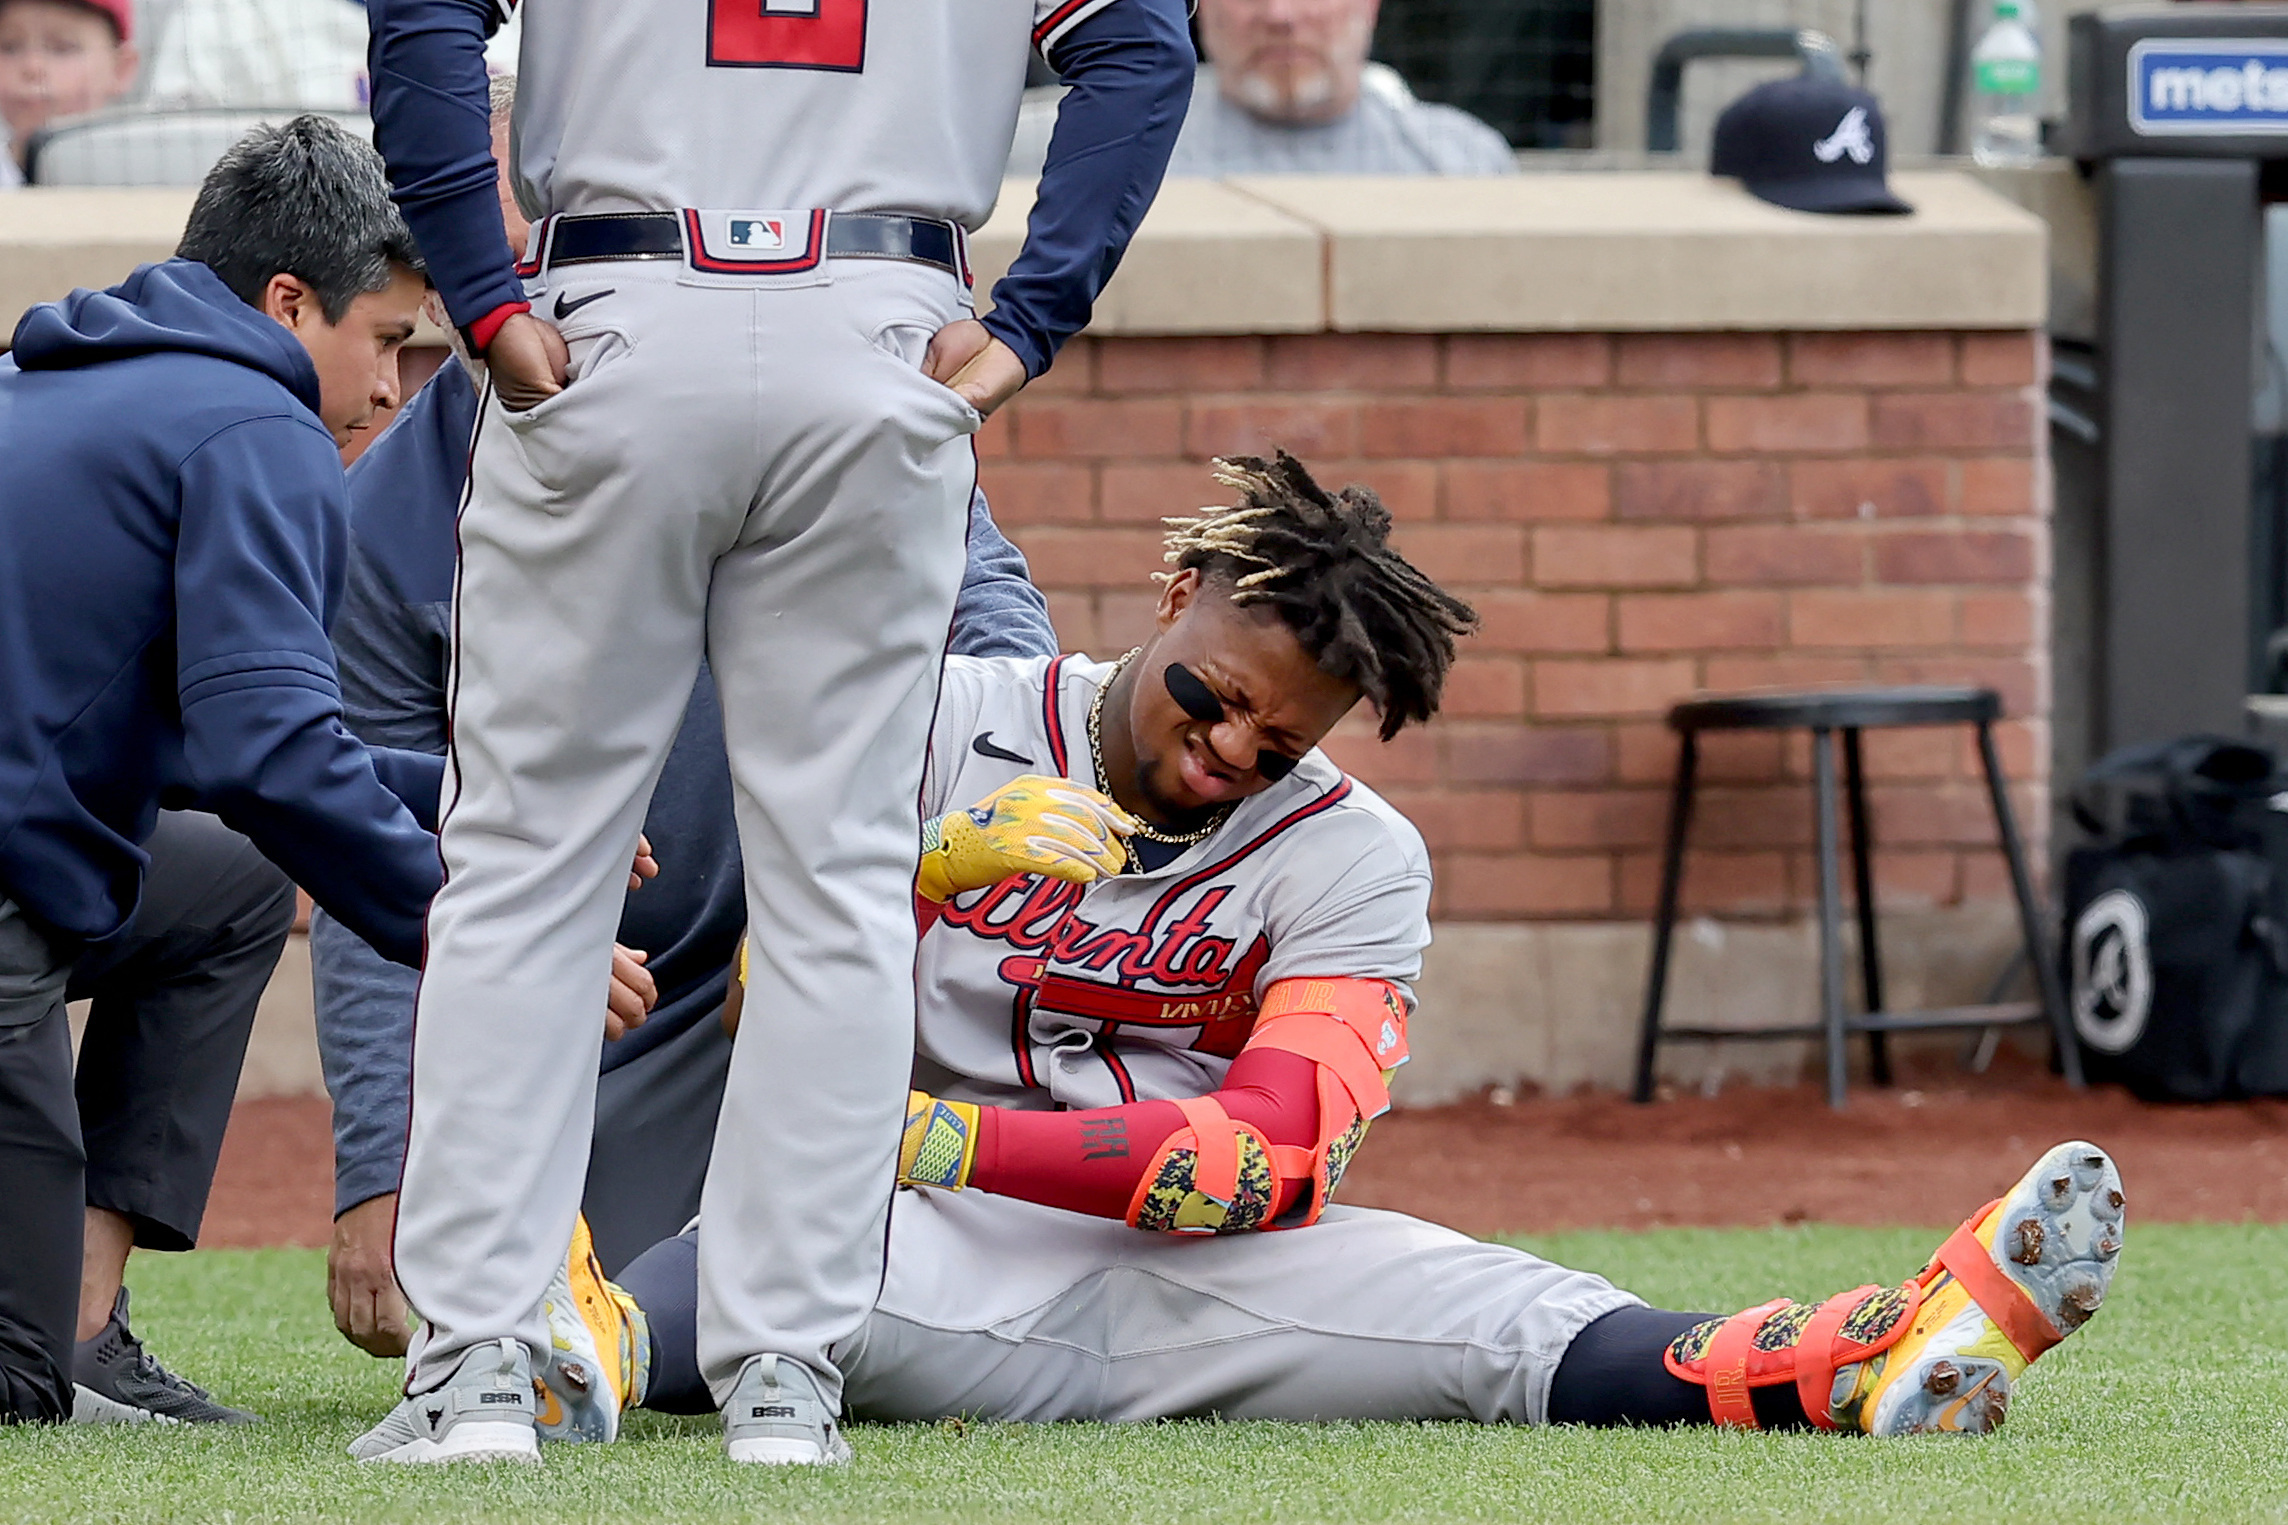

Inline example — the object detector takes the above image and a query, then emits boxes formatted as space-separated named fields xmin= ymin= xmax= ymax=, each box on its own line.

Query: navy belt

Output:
xmin=542 ymin=211 xmax=962 ymax=277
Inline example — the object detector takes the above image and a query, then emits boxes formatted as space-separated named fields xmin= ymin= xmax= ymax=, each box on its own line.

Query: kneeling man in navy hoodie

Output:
xmin=0 ymin=116 xmax=447 ymax=1424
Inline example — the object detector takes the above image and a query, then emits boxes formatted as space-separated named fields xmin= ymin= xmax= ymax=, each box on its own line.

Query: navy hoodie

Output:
xmin=0 ymin=259 xmax=442 ymax=965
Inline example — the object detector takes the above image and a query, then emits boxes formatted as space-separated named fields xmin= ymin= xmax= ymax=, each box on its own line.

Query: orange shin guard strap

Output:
xmin=1701 ymin=1299 xmax=1789 ymax=1429
xmin=1168 ymin=1094 xmax=1241 ymax=1205
xmin=1933 ymin=1201 xmax=2062 ymax=1363
xmin=1793 ymin=1286 xmax=1880 ymax=1431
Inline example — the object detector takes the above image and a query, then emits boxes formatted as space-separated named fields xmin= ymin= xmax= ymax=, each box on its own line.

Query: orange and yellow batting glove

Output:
xmin=915 ymin=774 xmax=1135 ymax=903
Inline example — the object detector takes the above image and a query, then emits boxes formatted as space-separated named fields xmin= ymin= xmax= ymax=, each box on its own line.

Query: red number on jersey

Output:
xmin=708 ymin=0 xmax=867 ymax=71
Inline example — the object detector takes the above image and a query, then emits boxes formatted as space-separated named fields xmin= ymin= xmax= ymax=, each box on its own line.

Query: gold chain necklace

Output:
xmin=1087 ymin=648 xmax=1232 ymax=848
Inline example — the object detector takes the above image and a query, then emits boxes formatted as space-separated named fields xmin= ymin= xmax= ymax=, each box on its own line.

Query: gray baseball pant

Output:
xmin=394 ymin=256 xmax=979 ymax=1407
xmin=622 ymin=1190 xmax=1641 ymax=1424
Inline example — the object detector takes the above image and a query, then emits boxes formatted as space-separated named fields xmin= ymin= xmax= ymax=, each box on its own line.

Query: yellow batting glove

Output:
xmin=915 ymin=774 xmax=1136 ymax=903
xmin=898 ymin=1090 xmax=981 ymax=1191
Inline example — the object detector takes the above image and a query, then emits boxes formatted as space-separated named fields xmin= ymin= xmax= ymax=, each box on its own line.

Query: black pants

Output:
xmin=0 ymin=814 xmax=294 ymax=1421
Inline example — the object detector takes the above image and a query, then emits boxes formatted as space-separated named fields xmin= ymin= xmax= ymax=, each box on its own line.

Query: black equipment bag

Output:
xmin=2061 ymin=736 xmax=2288 ymax=1100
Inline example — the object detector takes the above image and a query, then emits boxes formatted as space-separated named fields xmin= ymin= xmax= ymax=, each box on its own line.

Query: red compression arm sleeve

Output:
xmin=968 ymin=1047 xmax=1320 ymax=1220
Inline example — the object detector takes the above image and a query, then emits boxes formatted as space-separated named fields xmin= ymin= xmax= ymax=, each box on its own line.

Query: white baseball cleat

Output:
xmin=721 ymin=1354 xmax=852 ymax=1466
xmin=349 ymin=1339 xmax=542 ymax=1464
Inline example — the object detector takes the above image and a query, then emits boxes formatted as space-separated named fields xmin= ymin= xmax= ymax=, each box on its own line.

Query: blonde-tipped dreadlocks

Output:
xmin=1160 ymin=452 xmax=1479 ymax=740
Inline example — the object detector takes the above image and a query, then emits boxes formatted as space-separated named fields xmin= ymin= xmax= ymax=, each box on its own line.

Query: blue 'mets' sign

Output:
xmin=2131 ymin=39 xmax=2288 ymax=135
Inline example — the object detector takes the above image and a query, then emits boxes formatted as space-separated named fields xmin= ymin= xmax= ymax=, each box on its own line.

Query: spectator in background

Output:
xmin=0 ymin=0 xmax=137 ymax=187
xmin=1008 ymin=0 xmax=1513 ymax=178
xmin=142 ymin=0 xmax=365 ymax=111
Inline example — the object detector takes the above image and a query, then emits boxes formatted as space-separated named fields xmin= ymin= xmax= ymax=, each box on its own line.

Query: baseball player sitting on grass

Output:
xmin=516 ymin=454 xmax=2126 ymax=1447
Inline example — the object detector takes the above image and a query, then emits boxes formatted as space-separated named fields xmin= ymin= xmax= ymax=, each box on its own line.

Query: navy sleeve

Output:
xmin=172 ymin=416 xmax=442 ymax=967
xmin=335 ymin=536 xmax=453 ymax=753
xmin=339 ymin=361 xmax=477 ymax=753
xmin=951 ymin=487 xmax=1059 ymax=660
xmin=367 ymin=0 xmax=524 ymax=337
xmin=311 ymin=907 xmax=417 ymax=1215
xmin=367 ymin=746 xmax=444 ymax=831
xmin=980 ymin=0 xmax=1192 ymax=377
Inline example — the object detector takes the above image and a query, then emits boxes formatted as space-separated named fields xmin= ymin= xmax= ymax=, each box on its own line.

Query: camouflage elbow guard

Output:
xmin=1127 ymin=1121 xmax=1279 ymax=1235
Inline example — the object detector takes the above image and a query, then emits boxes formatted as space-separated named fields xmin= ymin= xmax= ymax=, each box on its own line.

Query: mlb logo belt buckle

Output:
xmin=687 ymin=209 xmax=828 ymax=273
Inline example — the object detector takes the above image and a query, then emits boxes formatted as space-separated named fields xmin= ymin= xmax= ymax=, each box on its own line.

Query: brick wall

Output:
xmin=979 ymin=328 xmax=2049 ymax=925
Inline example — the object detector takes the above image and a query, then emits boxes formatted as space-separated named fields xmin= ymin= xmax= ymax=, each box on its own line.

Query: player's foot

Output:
xmin=1850 ymin=1139 xmax=2125 ymax=1435
xmin=72 ymin=1287 xmax=260 ymax=1424
xmin=349 ymin=1339 xmax=542 ymax=1464
xmin=535 ymin=1213 xmax=650 ymax=1443
xmin=721 ymin=1354 xmax=851 ymax=1466
xmin=1663 ymin=1140 xmax=2124 ymax=1435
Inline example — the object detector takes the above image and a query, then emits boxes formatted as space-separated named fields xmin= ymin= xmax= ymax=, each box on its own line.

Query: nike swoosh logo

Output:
xmin=971 ymin=732 xmax=1031 ymax=765
xmin=1934 ymin=1366 xmax=1999 ymax=1431
xmin=552 ymin=289 xmax=613 ymax=320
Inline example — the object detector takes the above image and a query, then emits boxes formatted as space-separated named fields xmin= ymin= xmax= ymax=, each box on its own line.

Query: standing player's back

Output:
xmin=511 ymin=0 xmax=1114 ymax=226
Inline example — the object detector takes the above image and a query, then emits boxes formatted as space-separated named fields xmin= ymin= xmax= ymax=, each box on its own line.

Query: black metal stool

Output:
xmin=1631 ymin=686 xmax=2083 ymax=1109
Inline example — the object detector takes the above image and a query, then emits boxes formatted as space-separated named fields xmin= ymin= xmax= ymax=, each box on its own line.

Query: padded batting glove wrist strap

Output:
xmin=898 ymin=1091 xmax=980 ymax=1191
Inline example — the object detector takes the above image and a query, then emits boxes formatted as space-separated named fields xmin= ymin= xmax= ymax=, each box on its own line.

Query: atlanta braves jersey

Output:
xmin=916 ymin=653 xmax=1433 ymax=1113
xmin=368 ymin=0 xmax=1193 ymax=375
xmin=509 ymin=0 xmax=1110 ymax=230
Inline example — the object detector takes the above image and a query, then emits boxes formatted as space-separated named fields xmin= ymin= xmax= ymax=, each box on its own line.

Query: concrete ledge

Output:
xmin=4 ymin=172 xmax=2048 ymax=346
xmin=1226 ymin=172 xmax=2047 ymax=334
xmin=0 ymin=187 xmax=194 ymax=329
xmin=1398 ymin=904 xmax=2030 ymax=1104
xmin=969 ymin=177 xmax=1325 ymax=335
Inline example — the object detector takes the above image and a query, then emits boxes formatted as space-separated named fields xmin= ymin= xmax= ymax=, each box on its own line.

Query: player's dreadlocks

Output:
xmin=1160 ymin=452 xmax=1479 ymax=741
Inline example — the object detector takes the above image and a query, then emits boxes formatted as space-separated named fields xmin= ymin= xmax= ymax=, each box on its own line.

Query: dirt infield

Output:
xmin=204 ymin=1051 xmax=2288 ymax=1249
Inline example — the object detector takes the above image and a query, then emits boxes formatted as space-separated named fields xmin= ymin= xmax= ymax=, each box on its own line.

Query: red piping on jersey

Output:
xmin=682 ymin=208 xmax=828 ymax=275
xmin=1134 ymin=781 xmax=1355 ymax=941
xmin=1033 ymin=0 xmax=1097 ymax=47
xmin=1041 ymin=653 xmax=1072 ymax=776
xmin=1097 ymin=1042 xmax=1138 ymax=1102
xmin=1009 ymin=984 xmax=1041 ymax=1089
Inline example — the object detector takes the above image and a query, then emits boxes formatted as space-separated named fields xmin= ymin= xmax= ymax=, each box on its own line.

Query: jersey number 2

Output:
xmin=708 ymin=0 xmax=867 ymax=71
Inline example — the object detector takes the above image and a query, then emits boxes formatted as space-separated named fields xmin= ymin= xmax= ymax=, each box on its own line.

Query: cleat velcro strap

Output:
xmin=1701 ymin=1299 xmax=1790 ymax=1429
xmin=1933 ymin=1202 xmax=2063 ymax=1364
xmin=1169 ymin=1095 xmax=1241 ymax=1205
xmin=1794 ymin=1285 xmax=1880 ymax=1431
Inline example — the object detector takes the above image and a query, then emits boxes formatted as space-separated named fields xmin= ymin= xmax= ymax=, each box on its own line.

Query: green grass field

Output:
xmin=5 ymin=1223 xmax=2282 ymax=1524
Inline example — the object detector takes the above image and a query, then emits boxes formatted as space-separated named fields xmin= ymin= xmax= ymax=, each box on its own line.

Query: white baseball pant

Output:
xmin=395 ymin=254 xmax=979 ymax=1409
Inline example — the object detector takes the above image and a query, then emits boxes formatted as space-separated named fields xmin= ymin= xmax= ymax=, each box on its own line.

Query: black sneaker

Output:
xmin=72 ymin=1287 xmax=260 ymax=1424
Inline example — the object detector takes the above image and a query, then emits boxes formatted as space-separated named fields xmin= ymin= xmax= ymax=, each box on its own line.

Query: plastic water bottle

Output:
xmin=1971 ymin=0 xmax=2042 ymax=167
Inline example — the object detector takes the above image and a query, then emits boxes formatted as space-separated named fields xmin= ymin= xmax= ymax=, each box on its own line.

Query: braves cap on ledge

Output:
xmin=1711 ymin=74 xmax=1912 ymax=216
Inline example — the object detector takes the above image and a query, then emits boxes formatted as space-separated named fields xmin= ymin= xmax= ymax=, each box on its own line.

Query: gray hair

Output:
xmin=177 ymin=114 xmax=426 ymax=323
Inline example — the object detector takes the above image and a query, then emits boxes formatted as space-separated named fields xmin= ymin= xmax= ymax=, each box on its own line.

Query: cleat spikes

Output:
xmin=1862 ymin=1141 xmax=2123 ymax=1437
xmin=2058 ymin=1278 xmax=2104 ymax=1328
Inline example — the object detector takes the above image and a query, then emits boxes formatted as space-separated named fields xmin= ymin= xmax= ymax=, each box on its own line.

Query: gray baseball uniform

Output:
xmin=618 ymin=653 xmax=1636 ymax=1421
xmin=371 ymin=0 xmax=1191 ymax=1412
